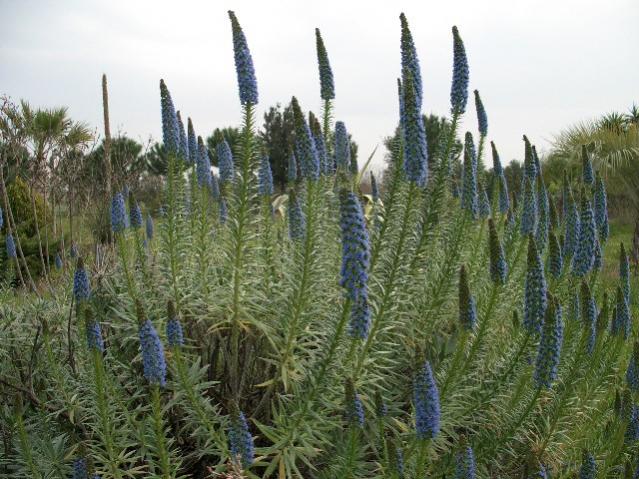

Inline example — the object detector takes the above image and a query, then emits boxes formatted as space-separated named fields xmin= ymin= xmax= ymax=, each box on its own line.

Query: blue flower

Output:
xmin=334 ymin=121 xmax=351 ymax=173
xmin=371 ymin=172 xmax=379 ymax=202
xmin=344 ymin=380 xmax=365 ymax=427
xmin=111 ymin=192 xmax=127 ymax=233
xmin=520 ymin=178 xmax=538 ymax=236
xmin=621 ymin=242 xmax=631 ymax=305
xmin=531 ymin=464 xmax=548 ymax=478
xmin=159 ymin=79 xmax=179 ymax=155
xmin=579 ymin=452 xmax=596 ymax=479
xmin=491 ymin=141 xmax=503 ymax=176
xmin=287 ymin=151 xmax=298 ymax=183
xmin=580 ymin=281 xmax=597 ymax=354
xmin=55 ymin=253 xmax=63 ymax=270
xmin=400 ymin=13 xmax=423 ymax=109
xmin=70 ymin=242 xmax=78 ymax=259
xmin=288 ymin=192 xmax=306 ymax=241
xmin=86 ymin=317 xmax=105 ymax=353
xmin=593 ymin=236 xmax=603 ymax=271
xmin=138 ymin=316 xmax=167 ymax=387
xmin=498 ymin=174 xmax=510 ymax=214
xmin=166 ymin=301 xmax=184 ymax=348
xmin=187 ymin=117 xmax=198 ymax=165
xmin=414 ymin=361 xmax=440 ymax=439
xmin=612 ymin=286 xmax=631 ymax=339
xmin=291 ymin=97 xmax=320 ymax=181
xmin=535 ymin=179 xmax=549 ymax=251
xmin=459 ymin=265 xmax=477 ymax=331
xmin=398 ymin=78 xmax=407 ymax=134
xmin=488 ymin=219 xmax=508 ymax=284
xmin=523 ymin=135 xmax=537 ymax=181
xmin=534 ymin=295 xmax=563 ymax=388
xmin=219 ymin=197 xmax=228 ymax=224
xmin=176 ymin=111 xmax=188 ymax=160
xmin=315 ymin=28 xmax=335 ymax=101
xmin=228 ymin=11 xmax=258 ymax=105
xmin=146 ymin=214 xmax=154 ymax=240
xmin=450 ymin=26 xmax=469 ymax=115
xmin=401 ymin=69 xmax=428 ymax=187
xmin=626 ymin=404 xmax=639 ymax=444
xmin=6 ymin=233 xmax=16 ymax=259
xmin=455 ymin=446 xmax=476 ymax=479
xmin=474 ymin=90 xmax=488 ymax=136
xmin=524 ymin=237 xmax=547 ymax=334
xmin=594 ymin=174 xmax=609 ymax=242
xmin=73 ymin=258 xmax=91 ymax=302
xmin=309 ymin=113 xmax=330 ymax=175
xmin=571 ymin=193 xmax=596 ymax=277
xmin=548 ymin=232 xmax=563 ymax=279
xmin=217 ymin=139 xmax=235 ymax=185
xmin=72 ymin=458 xmax=88 ymax=479
xmin=129 ymin=198 xmax=142 ymax=230
xmin=229 ymin=408 xmax=254 ymax=468
xmin=563 ymin=190 xmax=580 ymax=258
xmin=582 ymin=145 xmax=594 ymax=185
xmin=461 ymin=132 xmax=478 ymax=218
xmin=626 ymin=341 xmax=639 ymax=393
xmin=196 ymin=137 xmax=213 ymax=188
xmin=210 ymin=174 xmax=221 ymax=200
xmin=479 ymin=183 xmax=491 ymax=219
xmin=258 ymin=155 xmax=274 ymax=196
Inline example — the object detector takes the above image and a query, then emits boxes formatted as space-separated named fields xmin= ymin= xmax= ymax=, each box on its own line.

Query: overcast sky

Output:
xmin=1 ymin=0 xmax=637 ymax=170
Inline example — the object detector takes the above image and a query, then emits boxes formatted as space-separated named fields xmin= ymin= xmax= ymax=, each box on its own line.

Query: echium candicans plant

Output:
xmin=187 ymin=117 xmax=198 ymax=165
xmin=594 ymin=173 xmax=609 ymax=241
xmin=413 ymin=360 xmax=440 ymax=439
xmin=563 ymin=189 xmax=580 ymax=258
xmin=491 ymin=142 xmax=510 ymax=213
xmin=548 ymin=231 xmax=563 ymax=279
xmin=129 ymin=194 xmax=142 ymax=229
xmin=535 ymin=178 xmax=549 ymax=250
xmin=73 ymin=257 xmax=91 ymax=302
xmin=309 ymin=112 xmax=329 ymax=175
xmin=288 ymin=191 xmax=306 ymax=241
xmin=258 ymin=155 xmax=274 ymax=196
xmin=229 ymin=405 xmax=254 ymax=469
xmin=488 ymin=218 xmax=508 ymax=284
xmin=84 ymin=307 xmax=104 ymax=353
xmin=72 ymin=458 xmax=88 ymax=479
xmin=400 ymin=13 xmax=422 ymax=109
xmin=401 ymin=69 xmax=428 ymax=187
xmin=291 ymin=97 xmax=320 ymax=180
xmin=146 ymin=214 xmax=154 ymax=240
xmin=524 ymin=236 xmax=547 ymax=333
xmin=6 ymin=233 xmax=16 ymax=259
xmin=571 ymin=190 xmax=596 ymax=277
xmin=166 ymin=300 xmax=184 ymax=348
xmin=621 ymin=242 xmax=631 ymax=304
xmin=520 ymin=178 xmax=538 ymax=236
xmin=370 ymin=171 xmax=379 ymax=202
xmin=196 ymin=136 xmax=212 ymax=188
xmin=523 ymin=135 xmax=537 ymax=181
xmin=228 ymin=10 xmax=258 ymax=105
xmin=461 ymin=133 xmax=478 ymax=218
xmin=593 ymin=236 xmax=603 ymax=271
xmin=612 ymin=285 xmax=631 ymax=339
xmin=562 ymin=169 xmax=570 ymax=219
xmin=344 ymin=379 xmax=365 ymax=427
xmin=580 ymin=281 xmax=597 ymax=354
xmin=579 ymin=451 xmax=597 ymax=479
xmin=479 ymin=183 xmax=491 ymax=219
xmin=459 ymin=265 xmax=477 ymax=331
xmin=315 ymin=28 xmax=335 ymax=102
xmin=55 ymin=252 xmax=63 ymax=270
xmin=474 ymin=89 xmax=488 ymax=137
xmin=450 ymin=26 xmax=469 ymax=115
xmin=581 ymin=145 xmax=594 ymax=185
xmin=159 ymin=79 xmax=179 ymax=155
xmin=137 ymin=302 xmax=167 ymax=387
xmin=626 ymin=341 xmax=639 ymax=393
xmin=287 ymin=151 xmax=298 ymax=183
xmin=217 ymin=138 xmax=235 ymax=185
xmin=455 ymin=445 xmax=476 ymax=479
xmin=111 ymin=191 xmax=127 ymax=233
xmin=339 ymin=190 xmax=371 ymax=339
xmin=334 ymin=121 xmax=351 ymax=174
xmin=534 ymin=295 xmax=563 ymax=389
xmin=176 ymin=111 xmax=188 ymax=160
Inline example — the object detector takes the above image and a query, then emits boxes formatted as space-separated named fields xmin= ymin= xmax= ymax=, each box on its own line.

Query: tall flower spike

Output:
xmin=520 ymin=178 xmax=538 ymax=236
xmin=580 ymin=281 xmax=597 ymax=354
xmin=594 ymin=174 xmax=609 ymax=241
xmin=450 ymin=26 xmax=469 ymax=115
xmin=459 ymin=265 xmax=477 ymax=331
xmin=626 ymin=405 xmax=639 ymax=444
xmin=187 ymin=117 xmax=198 ymax=165
xmin=613 ymin=285 xmax=631 ymax=339
xmin=488 ymin=219 xmax=508 ymax=284
xmin=315 ymin=28 xmax=335 ymax=101
xmin=210 ymin=174 xmax=221 ymax=200
xmin=401 ymin=69 xmax=428 ymax=187
xmin=196 ymin=136 xmax=213 ymax=188
xmin=563 ymin=189 xmax=580 ymax=258
xmin=534 ymin=295 xmax=563 ymax=388
xmin=217 ymin=139 xmax=234 ymax=185
xmin=498 ymin=174 xmax=510 ymax=214
xmin=400 ymin=13 xmax=422 ymax=109
xmin=176 ymin=111 xmax=188 ymax=160
xmin=579 ymin=451 xmax=596 ymax=479
xmin=535 ymin=178 xmax=549 ymax=251
xmin=621 ymin=242 xmax=631 ymax=305
xmin=461 ymin=133 xmax=478 ymax=218
xmin=414 ymin=360 xmax=440 ymax=439
xmin=582 ymin=145 xmax=594 ymax=185
xmin=84 ymin=308 xmax=105 ymax=353
xmin=136 ymin=302 xmax=167 ymax=387
xmin=219 ymin=197 xmax=228 ymax=224
xmin=548 ymin=231 xmax=563 ymax=279
xmin=344 ymin=379 xmax=365 ymax=427
xmin=523 ymin=135 xmax=537 ymax=181
xmin=627 ymin=341 xmax=639 ymax=393
xmin=334 ymin=121 xmax=351 ymax=173
xmin=73 ymin=258 xmax=91 ymax=302
xmin=370 ymin=171 xmax=379 ymax=202
xmin=524 ymin=236 xmax=547 ymax=333
xmin=70 ymin=242 xmax=78 ymax=259
xmin=258 ymin=155 xmax=274 ymax=196
xmin=72 ymin=458 xmax=88 ymax=479
xmin=159 ymin=79 xmax=179 ymax=155
xmin=479 ymin=183 xmax=491 ymax=219
xmin=129 ymin=194 xmax=142 ymax=229
xmin=491 ymin=141 xmax=503 ymax=176
xmin=228 ymin=11 xmax=258 ymax=105
xmin=571 ymin=190 xmax=596 ymax=277
xmin=146 ymin=214 xmax=154 ymax=240
xmin=55 ymin=252 xmax=63 ymax=270
xmin=593 ymin=236 xmax=603 ymax=271
xmin=455 ymin=445 xmax=476 ymax=479
xmin=397 ymin=78 xmax=407 ymax=134
xmin=291 ymin=97 xmax=320 ymax=181
xmin=288 ymin=192 xmax=306 ymax=241
xmin=474 ymin=90 xmax=488 ymax=137
xmin=110 ymin=191 xmax=127 ymax=233
xmin=339 ymin=190 xmax=371 ymax=339
xmin=309 ymin=112 xmax=329 ymax=175
xmin=229 ymin=404 xmax=254 ymax=468
xmin=287 ymin=151 xmax=298 ymax=183
xmin=166 ymin=300 xmax=184 ymax=348
xmin=532 ymin=145 xmax=542 ymax=177
xmin=6 ymin=233 xmax=16 ymax=259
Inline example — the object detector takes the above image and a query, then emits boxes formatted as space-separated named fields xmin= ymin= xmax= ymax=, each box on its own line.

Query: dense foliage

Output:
xmin=0 ymin=10 xmax=637 ymax=479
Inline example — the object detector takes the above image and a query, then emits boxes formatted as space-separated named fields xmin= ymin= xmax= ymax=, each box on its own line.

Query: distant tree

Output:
xmin=84 ymin=136 xmax=146 ymax=192
xmin=259 ymin=103 xmax=295 ymax=190
xmin=503 ymin=160 xmax=523 ymax=200
xmin=206 ymin=127 xmax=242 ymax=167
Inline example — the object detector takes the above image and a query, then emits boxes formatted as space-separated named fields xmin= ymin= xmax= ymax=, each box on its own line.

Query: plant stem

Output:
xmin=150 ymin=385 xmax=171 ymax=479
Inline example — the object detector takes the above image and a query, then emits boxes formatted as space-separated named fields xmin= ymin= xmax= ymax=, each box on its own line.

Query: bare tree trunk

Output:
xmin=102 ymin=74 xmax=113 ymax=244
